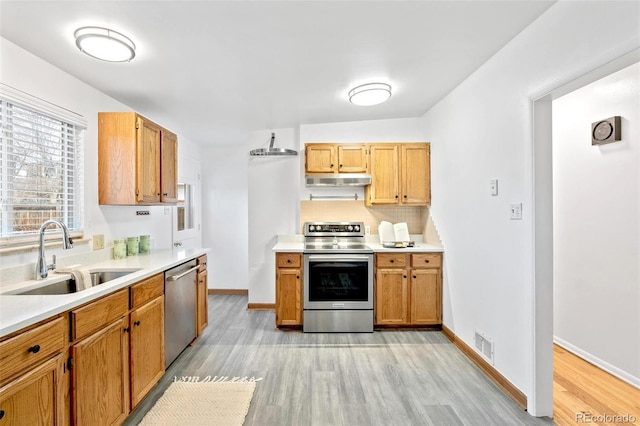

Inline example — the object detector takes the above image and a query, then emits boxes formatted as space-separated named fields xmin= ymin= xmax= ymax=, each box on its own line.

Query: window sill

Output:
xmin=0 ymin=233 xmax=87 ymax=256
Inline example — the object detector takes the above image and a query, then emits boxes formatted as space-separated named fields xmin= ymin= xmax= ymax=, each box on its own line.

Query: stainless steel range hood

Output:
xmin=305 ymin=173 xmax=372 ymax=187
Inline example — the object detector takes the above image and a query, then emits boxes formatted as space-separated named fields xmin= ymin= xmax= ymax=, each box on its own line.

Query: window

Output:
xmin=0 ymin=97 xmax=84 ymax=241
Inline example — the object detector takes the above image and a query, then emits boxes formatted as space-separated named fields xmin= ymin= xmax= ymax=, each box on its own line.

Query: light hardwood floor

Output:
xmin=125 ymin=295 xmax=553 ymax=425
xmin=553 ymin=344 xmax=640 ymax=426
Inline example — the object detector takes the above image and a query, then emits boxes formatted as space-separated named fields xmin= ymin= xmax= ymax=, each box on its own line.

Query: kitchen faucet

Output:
xmin=36 ymin=219 xmax=73 ymax=279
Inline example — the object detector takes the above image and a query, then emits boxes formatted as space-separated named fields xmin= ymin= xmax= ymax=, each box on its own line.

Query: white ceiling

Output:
xmin=0 ymin=1 xmax=555 ymax=146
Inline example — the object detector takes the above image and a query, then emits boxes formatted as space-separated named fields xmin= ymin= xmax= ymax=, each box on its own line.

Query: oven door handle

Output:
xmin=307 ymin=254 xmax=371 ymax=262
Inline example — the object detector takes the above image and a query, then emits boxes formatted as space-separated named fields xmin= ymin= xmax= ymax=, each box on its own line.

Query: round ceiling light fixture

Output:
xmin=74 ymin=26 xmax=136 ymax=62
xmin=348 ymin=82 xmax=392 ymax=106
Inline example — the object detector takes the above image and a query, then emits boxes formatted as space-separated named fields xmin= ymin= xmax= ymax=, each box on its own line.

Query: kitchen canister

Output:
xmin=113 ymin=239 xmax=127 ymax=260
xmin=127 ymin=236 xmax=139 ymax=256
xmin=139 ymin=235 xmax=150 ymax=254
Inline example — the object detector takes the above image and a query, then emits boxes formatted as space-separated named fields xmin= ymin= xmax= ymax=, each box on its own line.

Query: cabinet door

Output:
xmin=401 ymin=144 xmax=430 ymax=205
xmin=305 ymin=144 xmax=336 ymax=173
xmin=160 ymin=130 xmax=178 ymax=203
xmin=196 ymin=270 xmax=208 ymax=335
xmin=136 ymin=117 xmax=161 ymax=203
xmin=72 ymin=317 xmax=130 ymax=426
xmin=0 ymin=354 xmax=65 ymax=426
xmin=410 ymin=269 xmax=440 ymax=325
xmin=375 ymin=268 xmax=408 ymax=325
xmin=337 ymin=145 xmax=367 ymax=173
xmin=130 ymin=297 xmax=165 ymax=408
xmin=276 ymin=268 xmax=302 ymax=326
xmin=367 ymin=145 xmax=399 ymax=205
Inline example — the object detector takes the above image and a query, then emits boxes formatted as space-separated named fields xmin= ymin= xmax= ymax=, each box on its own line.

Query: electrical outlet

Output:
xmin=93 ymin=234 xmax=104 ymax=250
xmin=510 ymin=202 xmax=522 ymax=220
xmin=365 ymin=226 xmax=371 ymax=235
xmin=490 ymin=179 xmax=498 ymax=196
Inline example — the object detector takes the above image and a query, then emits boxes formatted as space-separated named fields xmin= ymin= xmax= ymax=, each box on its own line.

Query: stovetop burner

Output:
xmin=303 ymin=222 xmax=372 ymax=254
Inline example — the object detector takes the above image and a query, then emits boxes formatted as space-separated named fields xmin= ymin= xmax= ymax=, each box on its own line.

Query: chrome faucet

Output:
xmin=36 ymin=219 xmax=73 ymax=279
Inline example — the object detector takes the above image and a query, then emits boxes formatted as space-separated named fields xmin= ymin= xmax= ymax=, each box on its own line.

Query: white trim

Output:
xmin=554 ymin=336 xmax=640 ymax=389
xmin=0 ymin=83 xmax=87 ymax=128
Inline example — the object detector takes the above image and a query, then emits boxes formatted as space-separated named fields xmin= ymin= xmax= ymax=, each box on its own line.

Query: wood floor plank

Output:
xmin=553 ymin=344 xmax=640 ymax=426
xmin=125 ymin=295 xmax=553 ymax=426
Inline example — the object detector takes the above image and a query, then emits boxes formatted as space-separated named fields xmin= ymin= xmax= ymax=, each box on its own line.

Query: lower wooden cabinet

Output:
xmin=375 ymin=252 xmax=442 ymax=326
xmin=72 ymin=316 xmax=130 ymax=426
xmin=196 ymin=255 xmax=208 ymax=337
xmin=130 ymin=296 xmax=164 ymax=408
xmin=0 ymin=354 xmax=66 ymax=426
xmin=275 ymin=253 xmax=302 ymax=327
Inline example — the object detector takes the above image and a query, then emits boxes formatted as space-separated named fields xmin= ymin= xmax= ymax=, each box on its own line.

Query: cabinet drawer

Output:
xmin=197 ymin=255 xmax=208 ymax=272
xmin=130 ymin=273 xmax=164 ymax=309
xmin=277 ymin=253 xmax=301 ymax=268
xmin=411 ymin=253 xmax=442 ymax=268
xmin=376 ymin=253 xmax=408 ymax=268
xmin=0 ymin=316 xmax=66 ymax=383
xmin=71 ymin=289 xmax=129 ymax=341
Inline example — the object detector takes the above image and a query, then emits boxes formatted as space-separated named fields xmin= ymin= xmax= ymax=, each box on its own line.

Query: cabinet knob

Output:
xmin=390 ymin=259 xmax=394 ymax=263
xmin=163 ymin=193 xmax=168 ymax=196
xmin=404 ymin=195 xmax=407 ymax=198
xmin=157 ymin=193 xmax=161 ymax=196
xmin=287 ymin=259 xmax=291 ymax=263
xmin=296 ymin=276 xmax=300 ymax=279
xmin=339 ymin=164 xmax=343 ymax=168
xmin=425 ymin=259 xmax=430 ymax=263
xmin=134 ymin=320 xmax=141 ymax=326
xmin=28 ymin=344 xmax=40 ymax=354
xmin=403 ymin=275 xmax=407 ymax=279
xmin=413 ymin=275 xmax=417 ymax=279
xmin=395 ymin=195 xmax=399 ymax=199
xmin=330 ymin=164 xmax=334 ymax=168
xmin=123 ymin=327 xmax=130 ymax=333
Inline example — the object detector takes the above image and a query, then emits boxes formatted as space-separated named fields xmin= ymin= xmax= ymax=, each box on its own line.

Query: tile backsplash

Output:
xmin=299 ymin=200 xmax=428 ymax=234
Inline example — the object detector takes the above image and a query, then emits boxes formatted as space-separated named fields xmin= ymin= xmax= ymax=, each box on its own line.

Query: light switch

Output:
xmin=490 ymin=179 xmax=498 ymax=196
xmin=93 ymin=234 xmax=104 ymax=250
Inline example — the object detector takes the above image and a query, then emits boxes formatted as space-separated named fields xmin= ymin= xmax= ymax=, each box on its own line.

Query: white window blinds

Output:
xmin=0 ymin=98 xmax=84 ymax=239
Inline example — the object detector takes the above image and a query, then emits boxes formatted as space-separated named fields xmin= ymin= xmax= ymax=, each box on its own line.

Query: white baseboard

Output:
xmin=554 ymin=336 xmax=640 ymax=389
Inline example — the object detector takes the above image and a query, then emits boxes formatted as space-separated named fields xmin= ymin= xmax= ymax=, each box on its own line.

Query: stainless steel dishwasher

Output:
xmin=164 ymin=259 xmax=199 ymax=367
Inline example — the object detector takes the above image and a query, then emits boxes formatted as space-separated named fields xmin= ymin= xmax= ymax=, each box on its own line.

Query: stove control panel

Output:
xmin=304 ymin=222 xmax=365 ymax=236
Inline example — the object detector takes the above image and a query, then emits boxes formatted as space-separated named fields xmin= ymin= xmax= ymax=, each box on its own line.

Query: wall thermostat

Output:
xmin=592 ymin=116 xmax=621 ymax=145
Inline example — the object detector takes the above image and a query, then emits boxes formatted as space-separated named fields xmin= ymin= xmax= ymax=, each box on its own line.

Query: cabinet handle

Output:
xmin=28 ymin=344 xmax=40 ymax=354
xmin=0 ymin=410 xmax=4 ymax=420
xmin=134 ymin=320 xmax=141 ymax=327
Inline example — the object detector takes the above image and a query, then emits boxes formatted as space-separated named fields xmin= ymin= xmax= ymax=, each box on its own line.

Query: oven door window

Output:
xmin=307 ymin=261 xmax=369 ymax=302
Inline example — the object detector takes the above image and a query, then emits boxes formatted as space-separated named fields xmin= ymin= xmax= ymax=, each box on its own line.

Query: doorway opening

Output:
xmin=531 ymin=49 xmax=639 ymax=417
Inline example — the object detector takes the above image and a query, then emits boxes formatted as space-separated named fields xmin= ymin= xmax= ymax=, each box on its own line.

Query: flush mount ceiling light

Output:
xmin=74 ymin=26 xmax=136 ymax=62
xmin=348 ymin=82 xmax=392 ymax=106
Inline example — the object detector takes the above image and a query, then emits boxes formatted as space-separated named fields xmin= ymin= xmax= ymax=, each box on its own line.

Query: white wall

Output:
xmin=201 ymin=144 xmax=248 ymax=290
xmin=553 ymin=63 xmax=640 ymax=386
xmin=419 ymin=0 xmax=639 ymax=412
xmin=0 ymin=37 xmax=202 ymax=268
xmin=247 ymin=128 xmax=299 ymax=304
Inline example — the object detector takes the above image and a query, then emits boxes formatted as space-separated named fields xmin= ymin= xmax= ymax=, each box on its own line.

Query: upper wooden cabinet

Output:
xmin=366 ymin=143 xmax=430 ymax=206
xmin=305 ymin=143 xmax=367 ymax=174
xmin=98 ymin=112 xmax=178 ymax=205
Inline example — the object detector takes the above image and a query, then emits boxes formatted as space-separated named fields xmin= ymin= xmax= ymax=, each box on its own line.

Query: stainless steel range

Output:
xmin=303 ymin=222 xmax=374 ymax=333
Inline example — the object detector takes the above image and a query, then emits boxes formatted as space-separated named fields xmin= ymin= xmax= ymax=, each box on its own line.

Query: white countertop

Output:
xmin=0 ymin=248 xmax=209 ymax=338
xmin=272 ymin=235 xmax=443 ymax=253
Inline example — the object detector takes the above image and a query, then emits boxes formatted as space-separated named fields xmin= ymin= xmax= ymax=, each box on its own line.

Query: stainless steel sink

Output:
xmin=12 ymin=269 xmax=140 ymax=295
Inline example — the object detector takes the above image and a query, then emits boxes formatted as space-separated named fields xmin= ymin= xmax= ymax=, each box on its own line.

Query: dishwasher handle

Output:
xmin=166 ymin=265 xmax=200 ymax=281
